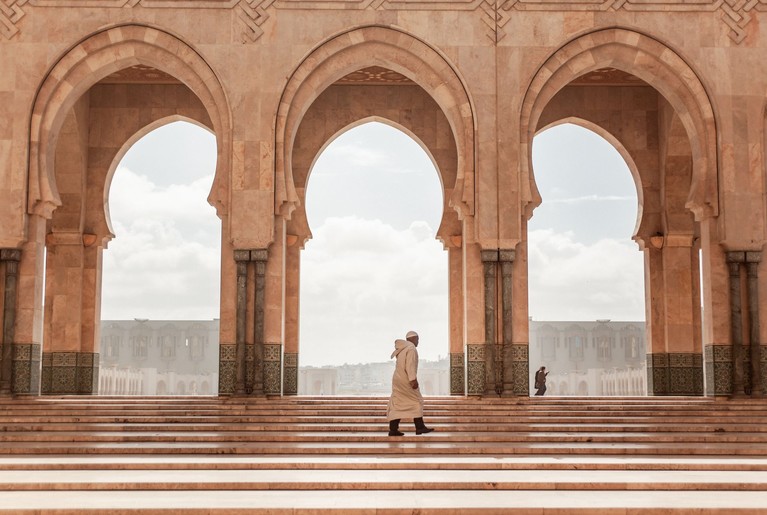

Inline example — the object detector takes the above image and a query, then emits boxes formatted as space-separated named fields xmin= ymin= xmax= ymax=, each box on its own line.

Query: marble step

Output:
xmin=2 ymin=468 xmax=767 ymax=491
xmin=3 ymin=455 xmax=767 ymax=471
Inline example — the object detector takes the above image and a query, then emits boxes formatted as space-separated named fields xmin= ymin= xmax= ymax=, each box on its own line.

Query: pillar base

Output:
xmin=218 ymin=343 xmax=236 ymax=395
xmin=503 ymin=343 xmax=529 ymax=396
xmin=283 ymin=352 xmax=298 ymax=396
xmin=449 ymin=352 xmax=464 ymax=395
xmin=9 ymin=344 xmax=41 ymax=394
xmin=647 ymin=352 xmax=703 ymax=396
xmin=704 ymin=344 xmax=732 ymax=396
xmin=466 ymin=344 xmax=484 ymax=396
xmin=41 ymin=351 xmax=98 ymax=394
xmin=264 ymin=343 xmax=282 ymax=395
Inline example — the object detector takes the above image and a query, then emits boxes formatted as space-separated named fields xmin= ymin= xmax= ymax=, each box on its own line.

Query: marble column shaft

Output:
xmin=481 ymin=250 xmax=497 ymax=396
xmin=726 ymin=251 xmax=762 ymax=396
xmin=500 ymin=250 xmax=515 ymax=396
xmin=0 ymin=249 xmax=21 ymax=395
xmin=746 ymin=259 xmax=762 ymax=396
xmin=234 ymin=250 xmax=249 ymax=395
xmin=233 ymin=249 xmax=269 ymax=396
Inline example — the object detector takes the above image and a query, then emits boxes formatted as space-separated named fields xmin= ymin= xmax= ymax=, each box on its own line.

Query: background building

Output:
xmin=529 ymin=320 xmax=646 ymax=396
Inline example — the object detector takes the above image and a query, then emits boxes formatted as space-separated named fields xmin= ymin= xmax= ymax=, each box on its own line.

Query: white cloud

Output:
xmin=101 ymin=166 xmax=221 ymax=320
xmin=527 ymin=228 xmax=645 ymax=322
xmin=299 ymin=216 xmax=448 ymax=366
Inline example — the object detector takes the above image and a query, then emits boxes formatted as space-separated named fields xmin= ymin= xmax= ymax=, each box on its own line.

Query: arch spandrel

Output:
xmin=275 ymin=25 xmax=476 ymax=224
xmin=28 ymin=24 xmax=232 ymax=223
xmin=520 ymin=28 xmax=718 ymax=224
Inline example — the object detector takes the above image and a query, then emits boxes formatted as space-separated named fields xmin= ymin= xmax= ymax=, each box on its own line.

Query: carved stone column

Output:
xmin=0 ymin=249 xmax=21 ymax=395
xmin=481 ymin=250 xmax=497 ymax=396
xmin=727 ymin=252 xmax=745 ymax=396
xmin=251 ymin=249 xmax=268 ymax=397
xmin=499 ymin=250 xmax=516 ymax=396
xmin=233 ymin=250 xmax=249 ymax=395
xmin=745 ymin=252 xmax=762 ymax=396
xmin=232 ymin=249 xmax=269 ymax=396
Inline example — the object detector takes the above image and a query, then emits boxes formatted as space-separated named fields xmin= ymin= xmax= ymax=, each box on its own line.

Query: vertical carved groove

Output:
xmin=746 ymin=255 xmax=761 ymax=395
xmin=727 ymin=253 xmax=744 ymax=396
xmin=252 ymin=250 xmax=268 ymax=397
xmin=500 ymin=250 xmax=514 ymax=396
xmin=234 ymin=251 xmax=249 ymax=396
xmin=481 ymin=250 xmax=497 ymax=396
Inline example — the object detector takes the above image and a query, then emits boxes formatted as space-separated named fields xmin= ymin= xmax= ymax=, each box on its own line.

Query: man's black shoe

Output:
xmin=415 ymin=427 xmax=434 ymax=435
xmin=388 ymin=430 xmax=405 ymax=436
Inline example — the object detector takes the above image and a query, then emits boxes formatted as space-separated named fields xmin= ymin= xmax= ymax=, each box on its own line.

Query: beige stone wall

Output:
xmin=0 ymin=2 xmax=765 ymax=395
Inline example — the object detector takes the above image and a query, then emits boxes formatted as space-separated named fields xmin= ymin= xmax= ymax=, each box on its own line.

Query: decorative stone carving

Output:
xmin=450 ymin=352 xmax=464 ymax=395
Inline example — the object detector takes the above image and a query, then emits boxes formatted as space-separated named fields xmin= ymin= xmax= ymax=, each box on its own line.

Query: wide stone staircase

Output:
xmin=0 ymin=395 xmax=766 ymax=513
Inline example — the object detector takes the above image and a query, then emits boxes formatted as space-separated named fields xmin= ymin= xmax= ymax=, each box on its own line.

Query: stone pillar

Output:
xmin=232 ymin=248 xmax=269 ymax=396
xmin=746 ymin=256 xmax=763 ymax=396
xmin=645 ymin=235 xmax=703 ymax=396
xmin=283 ymin=237 xmax=300 ymax=396
xmin=481 ymin=250 xmax=498 ymax=396
xmin=644 ymin=243 xmax=667 ymax=395
xmin=727 ymin=252 xmax=746 ymax=396
xmin=0 ymin=249 xmax=21 ymax=395
xmin=233 ymin=250 xmax=249 ymax=395
xmin=722 ymin=251 xmax=764 ymax=396
xmin=40 ymin=232 xmax=99 ymax=395
xmin=663 ymin=235 xmax=703 ymax=395
xmin=252 ymin=249 xmax=268 ymax=397
xmin=12 ymin=216 xmax=46 ymax=395
xmin=499 ymin=249 xmax=516 ymax=396
xmin=448 ymin=242 xmax=464 ymax=395
xmin=464 ymin=239 xmax=485 ymax=396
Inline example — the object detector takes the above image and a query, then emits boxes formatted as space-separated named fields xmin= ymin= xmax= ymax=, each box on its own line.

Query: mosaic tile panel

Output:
xmin=283 ymin=352 xmax=298 ymax=395
xmin=264 ymin=344 xmax=282 ymax=395
xmin=264 ymin=361 xmax=281 ymax=395
xmin=704 ymin=345 xmax=733 ymax=396
xmin=283 ymin=352 xmax=298 ymax=368
xmin=42 ymin=352 xmax=99 ymax=394
xmin=511 ymin=360 xmax=529 ymax=396
xmin=466 ymin=360 xmax=484 ymax=396
xmin=219 ymin=360 xmax=236 ymax=394
xmin=218 ymin=343 xmax=236 ymax=394
xmin=12 ymin=344 xmax=40 ymax=394
xmin=450 ymin=352 xmax=464 ymax=395
xmin=466 ymin=343 xmax=484 ymax=362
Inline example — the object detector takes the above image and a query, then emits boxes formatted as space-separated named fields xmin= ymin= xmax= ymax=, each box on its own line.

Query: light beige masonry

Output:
xmin=0 ymin=2 xmax=765 ymax=397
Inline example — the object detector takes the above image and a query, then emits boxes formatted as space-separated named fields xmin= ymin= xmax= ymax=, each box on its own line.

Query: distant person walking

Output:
xmin=534 ymin=366 xmax=549 ymax=396
xmin=387 ymin=330 xmax=434 ymax=436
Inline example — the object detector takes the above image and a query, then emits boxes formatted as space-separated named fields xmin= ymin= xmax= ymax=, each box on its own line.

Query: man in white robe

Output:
xmin=386 ymin=330 xmax=434 ymax=436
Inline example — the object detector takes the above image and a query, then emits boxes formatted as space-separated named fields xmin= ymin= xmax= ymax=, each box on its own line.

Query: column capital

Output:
xmin=726 ymin=251 xmax=747 ymax=263
xmin=0 ymin=249 xmax=21 ymax=262
xmin=480 ymin=249 xmax=498 ymax=263
xmin=498 ymin=249 xmax=515 ymax=263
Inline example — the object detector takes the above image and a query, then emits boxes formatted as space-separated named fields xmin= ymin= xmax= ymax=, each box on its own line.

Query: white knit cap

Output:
xmin=406 ymin=330 xmax=418 ymax=339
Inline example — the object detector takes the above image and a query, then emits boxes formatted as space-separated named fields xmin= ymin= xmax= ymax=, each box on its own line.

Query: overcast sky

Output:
xmin=101 ymin=120 xmax=645 ymax=367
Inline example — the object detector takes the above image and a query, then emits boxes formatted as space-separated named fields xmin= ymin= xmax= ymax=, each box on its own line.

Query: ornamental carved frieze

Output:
xmin=1 ymin=0 xmax=765 ymax=44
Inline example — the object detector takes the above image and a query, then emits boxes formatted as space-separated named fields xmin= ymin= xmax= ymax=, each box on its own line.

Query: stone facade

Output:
xmin=0 ymin=2 xmax=766 ymax=398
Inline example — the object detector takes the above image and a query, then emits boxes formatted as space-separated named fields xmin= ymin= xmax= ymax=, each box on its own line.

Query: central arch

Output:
xmin=274 ymin=25 xmax=476 ymax=221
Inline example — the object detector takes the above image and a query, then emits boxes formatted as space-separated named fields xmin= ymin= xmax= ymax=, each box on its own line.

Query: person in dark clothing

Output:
xmin=534 ymin=366 xmax=548 ymax=396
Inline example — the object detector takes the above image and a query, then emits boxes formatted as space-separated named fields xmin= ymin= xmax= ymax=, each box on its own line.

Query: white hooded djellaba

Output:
xmin=387 ymin=338 xmax=424 ymax=421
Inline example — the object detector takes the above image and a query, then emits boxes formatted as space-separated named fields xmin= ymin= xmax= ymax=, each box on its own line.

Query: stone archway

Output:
xmin=16 ymin=24 xmax=232 ymax=395
xmin=520 ymin=28 xmax=718 ymax=396
xmin=271 ymin=26 xmax=475 ymax=396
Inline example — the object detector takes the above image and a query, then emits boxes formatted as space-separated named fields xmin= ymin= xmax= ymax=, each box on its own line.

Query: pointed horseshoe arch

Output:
xmin=27 ymin=24 xmax=232 ymax=220
xmin=520 ymin=28 xmax=718 ymax=223
xmin=275 ymin=25 xmax=476 ymax=222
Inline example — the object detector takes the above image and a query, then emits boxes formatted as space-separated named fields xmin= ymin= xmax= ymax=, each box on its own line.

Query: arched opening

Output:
xmin=521 ymin=32 xmax=714 ymax=396
xmin=299 ymin=121 xmax=448 ymax=395
xmin=98 ymin=120 xmax=220 ymax=395
xmin=529 ymin=123 xmax=645 ymax=397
